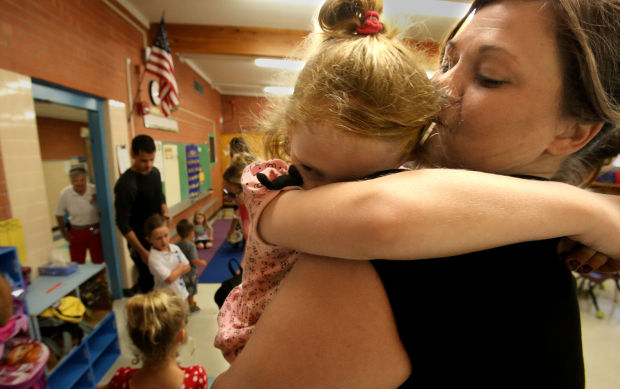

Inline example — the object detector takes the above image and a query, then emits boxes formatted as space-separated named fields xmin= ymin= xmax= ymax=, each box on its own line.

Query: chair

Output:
xmin=576 ymin=271 xmax=620 ymax=319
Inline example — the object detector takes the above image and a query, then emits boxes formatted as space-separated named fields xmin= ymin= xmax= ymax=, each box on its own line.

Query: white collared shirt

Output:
xmin=55 ymin=184 xmax=100 ymax=226
xmin=148 ymin=243 xmax=189 ymax=300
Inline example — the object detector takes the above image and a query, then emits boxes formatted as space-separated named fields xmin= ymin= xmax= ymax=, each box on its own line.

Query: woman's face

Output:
xmin=424 ymin=1 xmax=575 ymax=176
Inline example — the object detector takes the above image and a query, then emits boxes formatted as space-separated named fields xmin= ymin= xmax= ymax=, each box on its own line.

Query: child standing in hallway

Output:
xmin=175 ymin=219 xmax=207 ymax=312
xmin=144 ymin=214 xmax=190 ymax=300
xmin=97 ymin=289 xmax=208 ymax=389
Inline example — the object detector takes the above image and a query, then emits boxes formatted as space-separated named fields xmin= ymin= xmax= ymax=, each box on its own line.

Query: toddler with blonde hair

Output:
xmin=97 ymin=289 xmax=207 ymax=389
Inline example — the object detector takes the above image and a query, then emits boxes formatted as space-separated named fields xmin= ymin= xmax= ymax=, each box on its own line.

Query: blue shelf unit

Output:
xmin=45 ymin=312 xmax=120 ymax=389
xmin=0 ymin=246 xmax=25 ymax=290
xmin=0 ymin=248 xmax=122 ymax=389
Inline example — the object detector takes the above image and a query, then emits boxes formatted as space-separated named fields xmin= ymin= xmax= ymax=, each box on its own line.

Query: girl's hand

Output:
xmin=559 ymin=239 xmax=620 ymax=274
xmin=568 ymin=193 xmax=620 ymax=264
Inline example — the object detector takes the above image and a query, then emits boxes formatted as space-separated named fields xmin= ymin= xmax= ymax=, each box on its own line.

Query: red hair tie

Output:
xmin=356 ymin=11 xmax=383 ymax=35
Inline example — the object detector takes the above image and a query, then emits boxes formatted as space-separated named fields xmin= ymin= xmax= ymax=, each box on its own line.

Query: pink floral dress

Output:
xmin=214 ymin=159 xmax=301 ymax=362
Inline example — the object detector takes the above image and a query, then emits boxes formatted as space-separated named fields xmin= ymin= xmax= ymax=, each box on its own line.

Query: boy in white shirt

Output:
xmin=144 ymin=214 xmax=190 ymax=300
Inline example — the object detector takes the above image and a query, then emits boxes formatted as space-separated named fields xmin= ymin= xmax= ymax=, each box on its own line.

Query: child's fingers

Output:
xmin=564 ymin=244 xmax=596 ymax=272
xmin=597 ymin=257 xmax=620 ymax=273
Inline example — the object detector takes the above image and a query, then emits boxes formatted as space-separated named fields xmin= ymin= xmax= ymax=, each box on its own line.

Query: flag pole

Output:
xmin=127 ymin=69 xmax=147 ymax=123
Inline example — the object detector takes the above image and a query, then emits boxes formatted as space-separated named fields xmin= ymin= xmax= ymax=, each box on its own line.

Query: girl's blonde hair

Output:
xmin=126 ymin=289 xmax=188 ymax=366
xmin=262 ymin=0 xmax=443 ymax=161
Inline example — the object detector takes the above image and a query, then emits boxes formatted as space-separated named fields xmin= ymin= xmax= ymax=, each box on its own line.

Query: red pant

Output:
xmin=69 ymin=225 xmax=104 ymax=264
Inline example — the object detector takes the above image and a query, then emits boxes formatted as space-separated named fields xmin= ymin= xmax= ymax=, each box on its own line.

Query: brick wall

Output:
xmin=221 ymin=95 xmax=269 ymax=134
xmin=37 ymin=117 xmax=85 ymax=160
xmin=0 ymin=0 xmax=224 ymax=222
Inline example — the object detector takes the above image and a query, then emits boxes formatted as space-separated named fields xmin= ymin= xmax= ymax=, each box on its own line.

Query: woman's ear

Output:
xmin=546 ymin=121 xmax=603 ymax=156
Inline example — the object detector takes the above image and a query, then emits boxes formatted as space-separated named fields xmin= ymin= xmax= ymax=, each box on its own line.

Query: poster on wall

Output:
xmin=163 ymin=144 xmax=181 ymax=206
xmin=186 ymin=144 xmax=201 ymax=198
xmin=154 ymin=140 xmax=164 ymax=181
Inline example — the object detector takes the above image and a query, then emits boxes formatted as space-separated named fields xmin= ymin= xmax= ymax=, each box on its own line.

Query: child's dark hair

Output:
xmin=126 ymin=289 xmax=188 ymax=366
xmin=144 ymin=214 xmax=167 ymax=237
xmin=176 ymin=219 xmax=194 ymax=239
xmin=131 ymin=134 xmax=156 ymax=155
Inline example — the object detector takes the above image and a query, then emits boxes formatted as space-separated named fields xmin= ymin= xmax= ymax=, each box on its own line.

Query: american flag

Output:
xmin=145 ymin=18 xmax=179 ymax=117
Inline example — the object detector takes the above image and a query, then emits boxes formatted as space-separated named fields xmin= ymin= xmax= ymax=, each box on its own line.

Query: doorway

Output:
xmin=32 ymin=80 xmax=122 ymax=298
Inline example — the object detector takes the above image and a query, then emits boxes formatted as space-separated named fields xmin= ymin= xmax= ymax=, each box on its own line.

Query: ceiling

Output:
xmin=119 ymin=0 xmax=473 ymax=97
xmin=34 ymin=101 xmax=88 ymax=123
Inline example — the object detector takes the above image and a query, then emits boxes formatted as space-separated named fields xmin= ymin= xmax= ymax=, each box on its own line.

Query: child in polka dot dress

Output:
xmin=98 ymin=289 xmax=208 ymax=389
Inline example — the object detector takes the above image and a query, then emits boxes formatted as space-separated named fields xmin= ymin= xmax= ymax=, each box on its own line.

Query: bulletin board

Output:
xmin=161 ymin=141 xmax=212 ymax=207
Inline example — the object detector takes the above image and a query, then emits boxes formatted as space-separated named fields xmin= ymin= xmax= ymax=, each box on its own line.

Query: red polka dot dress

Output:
xmin=107 ymin=365 xmax=208 ymax=388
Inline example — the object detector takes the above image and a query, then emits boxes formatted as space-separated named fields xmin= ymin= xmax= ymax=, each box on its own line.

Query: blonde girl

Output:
xmin=192 ymin=211 xmax=214 ymax=249
xmin=97 ymin=289 xmax=207 ymax=389
xmin=214 ymin=0 xmax=442 ymax=362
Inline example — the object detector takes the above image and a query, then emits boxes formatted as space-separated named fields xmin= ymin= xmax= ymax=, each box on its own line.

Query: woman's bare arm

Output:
xmin=259 ymin=169 xmax=620 ymax=261
xmin=211 ymin=254 xmax=409 ymax=389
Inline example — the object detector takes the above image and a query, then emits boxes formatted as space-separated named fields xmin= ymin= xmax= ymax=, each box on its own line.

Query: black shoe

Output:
xmin=123 ymin=284 xmax=140 ymax=298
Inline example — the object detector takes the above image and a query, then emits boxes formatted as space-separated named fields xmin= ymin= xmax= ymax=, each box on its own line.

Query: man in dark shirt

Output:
xmin=114 ymin=134 xmax=169 ymax=294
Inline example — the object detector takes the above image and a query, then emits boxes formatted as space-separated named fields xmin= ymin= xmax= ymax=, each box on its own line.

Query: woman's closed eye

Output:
xmin=475 ymin=75 xmax=507 ymax=88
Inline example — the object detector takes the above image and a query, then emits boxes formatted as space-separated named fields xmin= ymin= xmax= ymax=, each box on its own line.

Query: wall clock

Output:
xmin=149 ymin=80 xmax=161 ymax=106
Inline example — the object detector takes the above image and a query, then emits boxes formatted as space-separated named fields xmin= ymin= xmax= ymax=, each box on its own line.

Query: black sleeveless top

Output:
xmin=371 ymin=238 xmax=584 ymax=388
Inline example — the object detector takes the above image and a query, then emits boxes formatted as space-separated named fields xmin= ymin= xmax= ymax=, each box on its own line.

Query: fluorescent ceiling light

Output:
xmin=255 ymin=58 xmax=305 ymax=71
xmin=384 ymin=0 xmax=470 ymax=19
xmin=264 ymin=86 xmax=295 ymax=95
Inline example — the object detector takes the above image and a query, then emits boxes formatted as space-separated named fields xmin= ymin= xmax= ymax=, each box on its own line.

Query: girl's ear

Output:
xmin=178 ymin=328 xmax=186 ymax=343
xmin=546 ymin=121 xmax=603 ymax=156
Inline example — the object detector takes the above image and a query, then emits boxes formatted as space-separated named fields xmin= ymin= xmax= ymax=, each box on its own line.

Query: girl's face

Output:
xmin=424 ymin=1 xmax=578 ymax=176
xmin=289 ymin=122 xmax=408 ymax=189
xmin=148 ymin=225 xmax=170 ymax=251
xmin=195 ymin=214 xmax=204 ymax=224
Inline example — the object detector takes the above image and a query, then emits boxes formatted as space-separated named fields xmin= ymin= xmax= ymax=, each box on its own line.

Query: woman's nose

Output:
xmin=434 ymin=70 xmax=460 ymax=102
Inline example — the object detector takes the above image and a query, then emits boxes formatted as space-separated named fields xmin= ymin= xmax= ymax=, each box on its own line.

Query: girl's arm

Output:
xmin=259 ymin=169 xmax=620 ymax=261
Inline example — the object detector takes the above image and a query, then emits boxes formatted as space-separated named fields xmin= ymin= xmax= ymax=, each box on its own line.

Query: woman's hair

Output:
xmin=262 ymin=0 xmax=443 ymax=161
xmin=125 ymin=289 xmax=187 ymax=366
xmin=229 ymin=137 xmax=251 ymax=155
xmin=223 ymin=152 xmax=257 ymax=187
xmin=444 ymin=0 xmax=620 ymax=186
xmin=144 ymin=214 xmax=167 ymax=238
